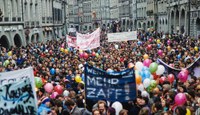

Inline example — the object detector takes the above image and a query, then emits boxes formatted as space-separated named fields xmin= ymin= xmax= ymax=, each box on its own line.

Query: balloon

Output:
xmin=50 ymin=68 xmax=56 ymax=75
xmin=135 ymin=62 xmax=144 ymax=71
xmin=50 ymin=92 xmax=58 ymax=99
xmin=157 ymin=39 xmax=160 ymax=44
xmin=92 ymin=52 xmax=96 ymax=56
xmin=177 ymin=54 xmax=181 ymax=60
xmin=159 ymin=76 xmax=167 ymax=84
xmin=175 ymin=93 xmax=187 ymax=105
xmin=63 ymin=90 xmax=69 ymax=97
xmin=181 ymin=69 xmax=189 ymax=75
xmin=142 ymin=66 xmax=149 ymax=71
xmin=167 ymin=74 xmax=175 ymax=83
xmin=186 ymin=108 xmax=191 ymax=115
xmin=143 ymin=78 xmax=151 ymax=88
xmin=156 ymin=65 xmax=165 ymax=75
xmin=79 ymin=50 xmax=83 ymax=53
xmin=107 ymin=68 xmax=114 ymax=73
xmin=8 ymin=51 xmax=12 ymax=56
xmin=114 ymin=44 xmax=119 ymax=49
xmin=167 ymin=46 xmax=171 ymax=51
xmin=157 ymin=44 xmax=161 ymax=48
xmin=149 ymin=62 xmax=158 ymax=73
xmin=137 ymin=84 xmax=144 ymax=91
xmin=75 ymin=75 xmax=82 ymax=83
xmin=54 ymin=85 xmax=63 ymax=95
xmin=153 ymin=87 xmax=159 ymax=93
xmin=194 ymin=46 xmax=198 ymax=51
xmin=137 ymin=41 xmax=142 ymax=45
xmin=95 ymin=53 xmax=99 ymax=57
xmin=147 ymin=44 xmax=152 ymax=50
xmin=167 ymin=40 xmax=171 ymax=45
xmin=79 ymin=52 xmax=84 ymax=58
xmin=111 ymin=101 xmax=123 ymax=115
xmin=149 ymin=38 xmax=153 ymax=42
xmin=35 ymin=77 xmax=43 ymax=88
xmin=157 ymin=50 xmax=163 ymax=56
xmin=83 ymin=52 xmax=89 ymax=59
xmin=44 ymin=83 xmax=54 ymax=93
xmin=150 ymin=80 xmax=157 ymax=88
xmin=141 ymin=91 xmax=149 ymax=98
xmin=144 ymin=70 xmax=151 ymax=78
xmin=178 ymin=71 xmax=188 ymax=82
xmin=64 ymin=49 xmax=68 ymax=54
xmin=152 ymin=73 xmax=159 ymax=80
xmin=136 ymin=75 xmax=142 ymax=84
xmin=143 ymin=54 xmax=149 ymax=59
xmin=128 ymin=63 xmax=134 ymax=69
xmin=60 ymin=48 xmax=64 ymax=52
xmin=3 ymin=60 xmax=10 ymax=67
xmin=143 ymin=59 xmax=152 ymax=67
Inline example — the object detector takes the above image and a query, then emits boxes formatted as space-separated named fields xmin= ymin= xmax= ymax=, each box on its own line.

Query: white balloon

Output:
xmin=111 ymin=101 xmax=123 ymax=115
xmin=135 ymin=62 xmax=144 ymax=71
xmin=156 ymin=65 xmax=165 ymax=75
xmin=141 ymin=91 xmax=149 ymax=98
xmin=143 ymin=78 xmax=151 ymax=88
xmin=137 ymin=84 xmax=144 ymax=91
xmin=63 ymin=90 xmax=69 ymax=97
xmin=114 ymin=44 xmax=119 ymax=49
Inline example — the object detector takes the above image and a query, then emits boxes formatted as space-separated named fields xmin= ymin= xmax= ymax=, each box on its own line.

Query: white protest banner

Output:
xmin=76 ymin=28 xmax=100 ymax=50
xmin=107 ymin=31 xmax=137 ymax=42
xmin=0 ymin=78 xmax=37 ymax=114
xmin=67 ymin=35 xmax=77 ymax=48
xmin=0 ymin=67 xmax=37 ymax=114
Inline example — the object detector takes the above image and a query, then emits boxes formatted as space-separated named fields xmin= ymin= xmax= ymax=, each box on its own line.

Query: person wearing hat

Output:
xmin=37 ymin=97 xmax=51 ymax=115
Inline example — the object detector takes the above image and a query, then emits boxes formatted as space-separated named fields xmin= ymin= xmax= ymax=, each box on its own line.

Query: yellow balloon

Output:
xmin=60 ymin=48 xmax=64 ymax=52
xmin=186 ymin=108 xmax=191 ymax=115
xmin=143 ymin=54 xmax=149 ymax=59
xmin=75 ymin=75 xmax=82 ymax=83
xmin=194 ymin=46 xmax=198 ymax=51
xmin=8 ymin=51 xmax=12 ymax=56
xmin=157 ymin=39 xmax=160 ymax=44
xmin=79 ymin=50 xmax=83 ymax=53
xmin=64 ymin=49 xmax=68 ymax=54
xmin=167 ymin=46 xmax=171 ymax=51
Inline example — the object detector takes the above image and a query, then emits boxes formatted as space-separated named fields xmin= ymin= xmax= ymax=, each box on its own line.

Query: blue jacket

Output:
xmin=37 ymin=104 xmax=51 ymax=115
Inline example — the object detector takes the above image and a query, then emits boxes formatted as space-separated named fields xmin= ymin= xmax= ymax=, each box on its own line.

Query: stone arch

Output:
xmin=143 ymin=23 xmax=146 ymax=30
xmin=138 ymin=22 xmax=142 ymax=29
xmin=175 ymin=10 xmax=179 ymax=30
xmin=26 ymin=35 xmax=29 ymax=45
xmin=165 ymin=19 xmax=168 ymax=25
xmin=180 ymin=9 xmax=185 ymax=34
xmin=147 ymin=21 xmax=150 ymax=28
xmin=14 ymin=34 xmax=22 ymax=47
xmin=151 ymin=21 xmax=154 ymax=27
xmin=0 ymin=35 xmax=10 ymax=49
xmin=36 ymin=33 xmax=40 ymax=42
xmin=31 ymin=34 xmax=34 ymax=42
xmin=196 ymin=18 xmax=200 ymax=33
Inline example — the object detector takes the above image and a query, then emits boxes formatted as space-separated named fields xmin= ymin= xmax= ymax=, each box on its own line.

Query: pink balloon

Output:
xmin=181 ymin=69 xmax=189 ymax=75
xmin=178 ymin=71 xmax=188 ymax=82
xmin=157 ymin=50 xmax=163 ymax=56
xmin=92 ymin=52 xmax=96 ymax=57
xmin=159 ymin=76 xmax=167 ymax=84
xmin=167 ymin=74 xmax=175 ymax=83
xmin=143 ymin=59 xmax=152 ymax=67
xmin=79 ymin=52 xmax=84 ymax=58
xmin=54 ymin=85 xmax=63 ymax=95
xmin=167 ymin=40 xmax=171 ymax=45
xmin=149 ymin=38 xmax=153 ymax=42
xmin=50 ymin=92 xmax=58 ymax=99
xmin=83 ymin=52 xmax=89 ymax=59
xmin=44 ymin=83 xmax=54 ymax=93
xmin=175 ymin=93 xmax=187 ymax=105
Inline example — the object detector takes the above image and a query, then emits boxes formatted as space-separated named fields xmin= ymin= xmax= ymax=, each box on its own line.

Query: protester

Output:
xmin=0 ymin=28 xmax=200 ymax=115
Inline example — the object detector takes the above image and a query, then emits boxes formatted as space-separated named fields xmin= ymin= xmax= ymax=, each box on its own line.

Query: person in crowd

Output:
xmin=37 ymin=97 xmax=51 ymax=115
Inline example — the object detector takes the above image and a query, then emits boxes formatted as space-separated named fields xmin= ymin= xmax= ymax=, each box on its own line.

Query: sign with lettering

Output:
xmin=0 ymin=79 xmax=36 ymax=114
xmin=0 ymin=67 xmax=37 ymax=114
xmin=107 ymin=31 xmax=137 ymax=42
xmin=84 ymin=64 xmax=136 ymax=102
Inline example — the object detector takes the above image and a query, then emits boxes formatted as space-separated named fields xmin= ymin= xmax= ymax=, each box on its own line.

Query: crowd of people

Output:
xmin=0 ymin=29 xmax=200 ymax=115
